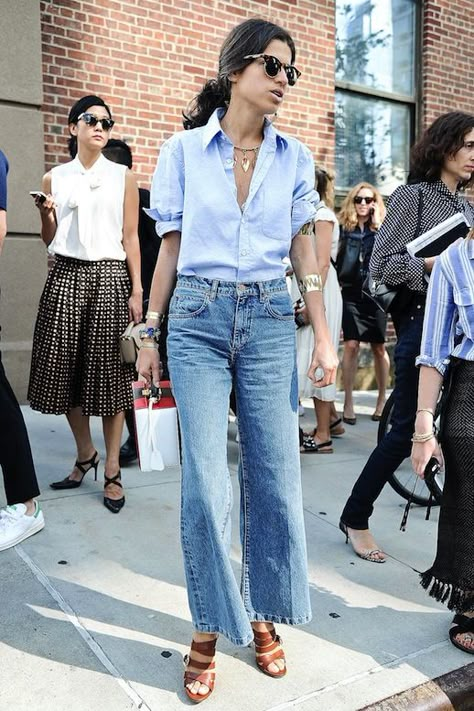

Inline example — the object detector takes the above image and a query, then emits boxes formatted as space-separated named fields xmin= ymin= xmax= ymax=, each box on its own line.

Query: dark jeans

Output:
xmin=341 ymin=297 xmax=425 ymax=529
xmin=0 ymin=351 xmax=40 ymax=504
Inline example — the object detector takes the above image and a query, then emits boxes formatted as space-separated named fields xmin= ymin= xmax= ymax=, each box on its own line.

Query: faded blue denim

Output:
xmin=167 ymin=275 xmax=311 ymax=646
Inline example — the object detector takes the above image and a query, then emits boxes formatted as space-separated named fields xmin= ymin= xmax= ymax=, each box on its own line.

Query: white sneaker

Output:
xmin=0 ymin=501 xmax=45 ymax=551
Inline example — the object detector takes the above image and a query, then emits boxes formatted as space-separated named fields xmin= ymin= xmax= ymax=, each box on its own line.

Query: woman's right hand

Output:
xmin=34 ymin=193 xmax=55 ymax=217
xmin=136 ymin=346 xmax=161 ymax=387
xmin=411 ymin=437 xmax=443 ymax=478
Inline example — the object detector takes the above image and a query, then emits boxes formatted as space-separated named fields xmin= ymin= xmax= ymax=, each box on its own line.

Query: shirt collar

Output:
xmin=425 ymin=179 xmax=462 ymax=202
xmin=201 ymin=108 xmax=288 ymax=150
xmin=73 ymin=153 xmax=106 ymax=175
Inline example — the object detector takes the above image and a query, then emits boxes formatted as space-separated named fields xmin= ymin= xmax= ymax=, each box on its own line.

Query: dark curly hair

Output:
xmin=182 ymin=19 xmax=296 ymax=130
xmin=408 ymin=111 xmax=474 ymax=188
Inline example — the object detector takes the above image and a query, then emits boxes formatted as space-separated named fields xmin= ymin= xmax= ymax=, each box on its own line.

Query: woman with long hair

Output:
xmin=340 ymin=111 xmax=474 ymax=563
xmin=297 ymin=167 xmax=344 ymax=452
xmin=30 ymin=95 xmax=142 ymax=514
xmin=137 ymin=18 xmax=338 ymax=703
xmin=337 ymin=182 xmax=388 ymax=424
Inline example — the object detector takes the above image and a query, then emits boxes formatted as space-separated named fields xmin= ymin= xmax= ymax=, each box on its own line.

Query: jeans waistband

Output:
xmin=176 ymin=274 xmax=288 ymax=298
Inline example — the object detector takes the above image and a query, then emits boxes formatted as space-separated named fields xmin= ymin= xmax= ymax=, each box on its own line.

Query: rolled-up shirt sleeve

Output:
xmin=416 ymin=257 xmax=456 ymax=375
xmin=146 ymin=136 xmax=184 ymax=237
xmin=369 ymin=185 xmax=426 ymax=292
xmin=291 ymin=143 xmax=319 ymax=237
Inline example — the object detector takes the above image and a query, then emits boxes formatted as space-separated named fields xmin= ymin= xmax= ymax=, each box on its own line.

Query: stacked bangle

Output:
xmin=145 ymin=310 xmax=165 ymax=324
xmin=140 ymin=341 xmax=158 ymax=350
xmin=299 ymin=273 xmax=323 ymax=295
xmin=411 ymin=429 xmax=436 ymax=443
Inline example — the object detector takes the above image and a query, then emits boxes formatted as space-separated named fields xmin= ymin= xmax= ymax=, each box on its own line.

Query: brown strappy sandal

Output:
xmin=183 ymin=637 xmax=217 ymax=704
xmin=253 ymin=625 xmax=287 ymax=678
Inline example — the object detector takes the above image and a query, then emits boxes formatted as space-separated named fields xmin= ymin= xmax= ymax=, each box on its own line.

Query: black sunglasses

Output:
xmin=354 ymin=196 xmax=375 ymax=205
xmin=77 ymin=112 xmax=115 ymax=131
xmin=243 ymin=54 xmax=301 ymax=86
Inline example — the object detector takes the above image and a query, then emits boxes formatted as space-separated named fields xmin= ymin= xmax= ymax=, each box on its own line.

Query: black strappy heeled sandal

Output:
xmin=50 ymin=451 xmax=99 ymax=490
xmin=103 ymin=471 xmax=125 ymax=513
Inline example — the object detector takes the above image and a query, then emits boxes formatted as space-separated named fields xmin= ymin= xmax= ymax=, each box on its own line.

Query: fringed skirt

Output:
xmin=421 ymin=358 xmax=474 ymax=613
xmin=28 ymin=256 xmax=135 ymax=417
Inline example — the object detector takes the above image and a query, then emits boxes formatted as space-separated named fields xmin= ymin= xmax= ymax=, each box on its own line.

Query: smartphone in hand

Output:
xmin=29 ymin=191 xmax=48 ymax=204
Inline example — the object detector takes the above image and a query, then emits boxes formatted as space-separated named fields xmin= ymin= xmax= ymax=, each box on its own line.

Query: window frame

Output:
xmin=334 ymin=0 xmax=423 ymax=200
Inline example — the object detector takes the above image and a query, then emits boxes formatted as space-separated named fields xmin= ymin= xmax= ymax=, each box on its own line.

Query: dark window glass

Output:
xmin=335 ymin=90 xmax=411 ymax=194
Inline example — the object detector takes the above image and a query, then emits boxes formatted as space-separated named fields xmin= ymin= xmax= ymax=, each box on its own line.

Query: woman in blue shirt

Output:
xmin=412 ymin=228 xmax=474 ymax=655
xmin=138 ymin=18 xmax=338 ymax=703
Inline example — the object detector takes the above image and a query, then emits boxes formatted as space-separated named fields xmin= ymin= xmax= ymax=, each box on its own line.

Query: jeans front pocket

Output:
xmin=169 ymin=288 xmax=210 ymax=320
xmin=264 ymin=290 xmax=295 ymax=321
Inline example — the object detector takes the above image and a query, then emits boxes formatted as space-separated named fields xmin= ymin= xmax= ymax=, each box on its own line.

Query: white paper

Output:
xmin=135 ymin=405 xmax=180 ymax=472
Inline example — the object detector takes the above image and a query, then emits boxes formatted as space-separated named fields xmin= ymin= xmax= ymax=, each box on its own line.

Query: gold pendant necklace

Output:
xmin=233 ymin=145 xmax=260 ymax=173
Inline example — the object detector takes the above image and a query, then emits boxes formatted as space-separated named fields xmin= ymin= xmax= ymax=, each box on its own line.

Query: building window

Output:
xmin=335 ymin=0 xmax=419 ymax=195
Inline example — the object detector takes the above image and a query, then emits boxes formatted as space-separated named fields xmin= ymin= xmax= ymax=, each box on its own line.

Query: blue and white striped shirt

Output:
xmin=147 ymin=109 xmax=319 ymax=282
xmin=417 ymin=237 xmax=474 ymax=375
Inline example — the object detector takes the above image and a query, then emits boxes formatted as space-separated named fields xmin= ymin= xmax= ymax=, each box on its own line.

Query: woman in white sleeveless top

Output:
xmin=29 ymin=95 xmax=142 ymax=513
xmin=295 ymin=168 xmax=343 ymax=451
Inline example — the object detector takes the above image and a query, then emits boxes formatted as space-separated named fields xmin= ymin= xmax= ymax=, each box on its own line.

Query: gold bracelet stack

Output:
xmin=299 ymin=273 xmax=323 ymax=295
xmin=411 ymin=430 xmax=435 ymax=443
xmin=145 ymin=310 xmax=165 ymax=324
xmin=140 ymin=341 xmax=158 ymax=350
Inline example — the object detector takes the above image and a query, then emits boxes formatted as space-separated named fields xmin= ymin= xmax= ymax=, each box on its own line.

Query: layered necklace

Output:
xmin=233 ymin=144 xmax=261 ymax=172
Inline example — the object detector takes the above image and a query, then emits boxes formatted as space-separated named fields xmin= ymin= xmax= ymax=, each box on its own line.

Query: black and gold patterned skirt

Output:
xmin=28 ymin=256 xmax=135 ymax=417
xmin=421 ymin=358 xmax=474 ymax=613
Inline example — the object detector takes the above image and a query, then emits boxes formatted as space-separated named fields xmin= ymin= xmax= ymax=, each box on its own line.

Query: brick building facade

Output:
xmin=1 ymin=0 xmax=473 ymax=396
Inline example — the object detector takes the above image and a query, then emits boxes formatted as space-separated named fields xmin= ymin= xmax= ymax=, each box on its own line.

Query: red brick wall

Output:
xmin=422 ymin=0 xmax=474 ymax=126
xmin=40 ymin=0 xmax=336 ymax=185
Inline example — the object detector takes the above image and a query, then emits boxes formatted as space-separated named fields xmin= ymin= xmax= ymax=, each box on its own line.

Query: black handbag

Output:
xmin=336 ymin=229 xmax=362 ymax=288
xmin=362 ymin=188 xmax=424 ymax=314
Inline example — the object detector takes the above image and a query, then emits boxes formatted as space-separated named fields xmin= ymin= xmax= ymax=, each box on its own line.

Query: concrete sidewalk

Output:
xmin=0 ymin=392 xmax=472 ymax=711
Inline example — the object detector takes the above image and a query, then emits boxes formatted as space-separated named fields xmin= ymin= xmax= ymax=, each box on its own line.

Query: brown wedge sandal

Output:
xmin=253 ymin=626 xmax=287 ymax=678
xmin=183 ymin=637 xmax=217 ymax=704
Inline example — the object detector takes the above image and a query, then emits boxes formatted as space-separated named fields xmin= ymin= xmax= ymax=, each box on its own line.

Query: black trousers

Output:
xmin=0 ymin=351 xmax=40 ymax=504
xmin=340 ymin=298 xmax=425 ymax=529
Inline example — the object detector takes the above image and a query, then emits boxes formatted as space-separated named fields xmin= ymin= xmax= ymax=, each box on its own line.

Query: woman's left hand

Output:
xmin=308 ymin=340 xmax=338 ymax=387
xmin=411 ymin=437 xmax=444 ymax=477
xmin=128 ymin=292 xmax=143 ymax=324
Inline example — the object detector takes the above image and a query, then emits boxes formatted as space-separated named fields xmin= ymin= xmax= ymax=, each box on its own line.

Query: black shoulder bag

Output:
xmin=362 ymin=189 xmax=424 ymax=314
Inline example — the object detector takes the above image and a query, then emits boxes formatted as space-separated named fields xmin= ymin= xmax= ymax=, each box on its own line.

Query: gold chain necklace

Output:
xmin=233 ymin=145 xmax=260 ymax=173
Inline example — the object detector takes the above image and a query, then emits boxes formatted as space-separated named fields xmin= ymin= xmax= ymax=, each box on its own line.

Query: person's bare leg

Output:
xmin=65 ymin=407 xmax=97 ymax=482
xmin=313 ymin=398 xmax=332 ymax=446
xmin=371 ymin=343 xmax=390 ymax=416
xmin=185 ymin=631 xmax=218 ymax=697
xmin=102 ymin=412 xmax=125 ymax=500
xmin=342 ymin=340 xmax=359 ymax=419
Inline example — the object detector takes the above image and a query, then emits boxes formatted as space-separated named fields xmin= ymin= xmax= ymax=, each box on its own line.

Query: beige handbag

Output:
xmin=120 ymin=322 xmax=144 ymax=364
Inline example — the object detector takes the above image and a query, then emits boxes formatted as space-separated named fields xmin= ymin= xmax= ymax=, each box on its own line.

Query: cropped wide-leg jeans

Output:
xmin=167 ymin=275 xmax=311 ymax=646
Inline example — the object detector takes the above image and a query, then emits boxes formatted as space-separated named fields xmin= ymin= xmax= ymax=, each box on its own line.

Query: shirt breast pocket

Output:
xmin=262 ymin=186 xmax=292 ymax=241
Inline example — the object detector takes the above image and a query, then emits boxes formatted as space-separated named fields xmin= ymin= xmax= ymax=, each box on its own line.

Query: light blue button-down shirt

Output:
xmin=417 ymin=237 xmax=474 ymax=375
xmin=147 ymin=109 xmax=319 ymax=281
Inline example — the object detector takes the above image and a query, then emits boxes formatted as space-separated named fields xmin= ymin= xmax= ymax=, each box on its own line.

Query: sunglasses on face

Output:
xmin=243 ymin=54 xmax=301 ymax=86
xmin=354 ymin=196 xmax=375 ymax=205
xmin=77 ymin=112 xmax=115 ymax=131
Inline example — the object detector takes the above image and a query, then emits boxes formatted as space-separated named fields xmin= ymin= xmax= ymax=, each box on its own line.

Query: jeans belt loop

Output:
xmin=257 ymin=281 xmax=266 ymax=302
xmin=209 ymin=279 xmax=219 ymax=302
